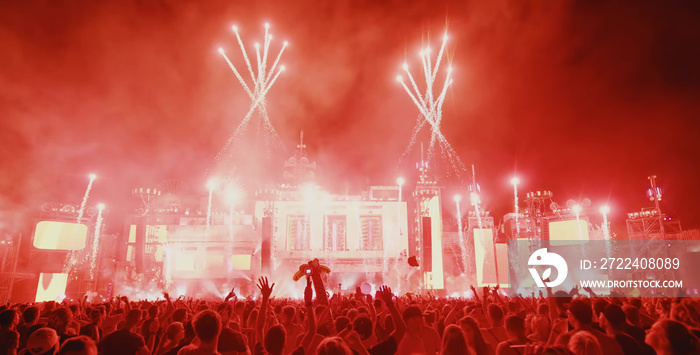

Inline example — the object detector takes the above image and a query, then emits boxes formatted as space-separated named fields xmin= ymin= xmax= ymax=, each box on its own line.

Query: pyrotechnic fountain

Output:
xmin=216 ymin=23 xmax=288 ymax=171
xmin=64 ymin=173 xmax=97 ymax=275
xmin=454 ymin=194 xmax=468 ymax=277
xmin=89 ymin=203 xmax=105 ymax=280
xmin=396 ymin=32 xmax=467 ymax=177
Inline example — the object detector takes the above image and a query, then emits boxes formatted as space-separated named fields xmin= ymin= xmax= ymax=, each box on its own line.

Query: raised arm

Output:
xmin=159 ymin=292 xmax=174 ymax=323
xmin=255 ymin=277 xmax=274 ymax=346
xmin=583 ymin=286 xmax=598 ymax=298
xmin=469 ymin=285 xmax=480 ymax=304
xmin=367 ymin=294 xmax=377 ymax=326
xmin=444 ymin=301 xmax=466 ymax=326
xmin=300 ymin=277 xmax=317 ymax=353
xmin=379 ymin=286 xmax=405 ymax=344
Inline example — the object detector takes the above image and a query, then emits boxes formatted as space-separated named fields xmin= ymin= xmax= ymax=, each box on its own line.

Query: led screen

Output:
xmin=35 ymin=273 xmax=68 ymax=302
xmin=549 ymin=220 xmax=589 ymax=245
xmin=33 ymin=221 xmax=88 ymax=250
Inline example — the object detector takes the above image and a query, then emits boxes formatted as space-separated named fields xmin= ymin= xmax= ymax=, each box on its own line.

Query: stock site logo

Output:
xmin=528 ymin=248 xmax=568 ymax=288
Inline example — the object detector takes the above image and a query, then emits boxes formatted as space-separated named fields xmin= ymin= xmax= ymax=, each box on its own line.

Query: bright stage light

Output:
xmin=402 ymin=63 xmax=408 ymax=70
xmin=283 ymin=41 xmax=288 ymax=47
xmin=396 ymin=75 xmax=403 ymax=82
xmin=443 ymin=33 xmax=448 ymax=42
xmin=599 ymin=205 xmax=610 ymax=214
xmin=206 ymin=178 xmax=218 ymax=191
xmin=97 ymin=203 xmax=105 ymax=211
xmin=510 ymin=177 xmax=520 ymax=186
xmin=396 ymin=177 xmax=405 ymax=186
xmin=572 ymin=204 xmax=582 ymax=214
xmin=280 ymin=65 xmax=286 ymax=71
xmin=89 ymin=173 xmax=96 ymax=180
xmin=232 ymin=25 xmax=238 ymax=32
xmin=454 ymin=194 xmax=462 ymax=202
xmin=218 ymin=47 xmax=224 ymax=54
xmin=265 ymin=22 xmax=270 ymax=29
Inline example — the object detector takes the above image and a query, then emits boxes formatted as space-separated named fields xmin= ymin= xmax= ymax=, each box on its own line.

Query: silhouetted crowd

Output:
xmin=1 ymin=268 xmax=699 ymax=355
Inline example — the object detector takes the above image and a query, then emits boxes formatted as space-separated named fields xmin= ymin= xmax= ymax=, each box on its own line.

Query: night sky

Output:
xmin=1 ymin=0 xmax=699 ymax=235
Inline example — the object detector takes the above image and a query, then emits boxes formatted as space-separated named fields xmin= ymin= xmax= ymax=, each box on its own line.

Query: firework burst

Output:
xmin=216 ymin=23 xmax=287 ymax=165
xmin=397 ymin=33 xmax=467 ymax=177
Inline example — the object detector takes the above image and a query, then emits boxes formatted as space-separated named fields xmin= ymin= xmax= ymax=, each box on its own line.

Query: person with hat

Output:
xmin=58 ymin=335 xmax=97 ymax=355
xmin=23 ymin=327 xmax=59 ymax=355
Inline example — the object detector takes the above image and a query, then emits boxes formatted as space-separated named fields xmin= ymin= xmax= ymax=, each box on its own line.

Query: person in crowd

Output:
xmin=98 ymin=309 xmax=149 ymax=355
xmin=527 ymin=315 xmax=550 ymax=343
xmin=280 ymin=306 xmax=303 ymax=354
xmin=315 ymin=337 xmax=352 ymax=355
xmin=47 ymin=309 xmax=75 ymax=345
xmin=598 ymin=304 xmax=641 ymax=355
xmin=58 ymin=336 xmax=96 ymax=355
xmin=78 ymin=308 xmax=102 ymax=344
xmin=396 ymin=306 xmax=427 ymax=355
xmin=216 ymin=303 xmax=249 ymax=355
xmin=155 ymin=322 xmax=184 ymax=355
xmin=481 ymin=304 xmax=507 ymax=352
xmin=18 ymin=307 xmax=40 ymax=351
xmin=645 ymin=319 xmax=699 ymax=355
xmin=495 ymin=314 xmax=529 ymax=355
xmin=163 ymin=322 xmax=196 ymax=355
xmin=566 ymin=331 xmax=602 ymax=355
xmin=141 ymin=304 xmax=160 ymax=350
xmin=177 ymin=310 xmax=222 ymax=355
xmin=23 ymin=327 xmax=59 ymax=355
xmin=554 ymin=299 xmax=624 ymax=355
xmin=254 ymin=277 xmax=315 ymax=355
xmin=0 ymin=309 xmax=20 ymax=355
xmin=458 ymin=316 xmax=490 ymax=355
xmin=438 ymin=325 xmax=468 ymax=355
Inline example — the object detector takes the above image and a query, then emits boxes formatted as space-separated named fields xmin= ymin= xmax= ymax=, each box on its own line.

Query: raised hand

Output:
xmin=583 ymin=286 xmax=593 ymax=294
xmin=257 ymin=277 xmax=275 ymax=299
xmin=225 ymin=287 xmax=236 ymax=301
xmin=344 ymin=330 xmax=364 ymax=350
xmin=378 ymin=286 xmax=393 ymax=304
xmin=304 ymin=277 xmax=313 ymax=305
xmin=163 ymin=292 xmax=170 ymax=300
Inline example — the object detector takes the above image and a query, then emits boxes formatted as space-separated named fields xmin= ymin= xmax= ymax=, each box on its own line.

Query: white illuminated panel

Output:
xmin=426 ymin=196 xmax=444 ymax=289
xmin=474 ymin=228 xmax=496 ymax=287
xmin=33 ymin=221 xmax=87 ymax=250
xmin=35 ymin=273 xmax=68 ymax=302
xmin=549 ymin=220 xmax=589 ymax=246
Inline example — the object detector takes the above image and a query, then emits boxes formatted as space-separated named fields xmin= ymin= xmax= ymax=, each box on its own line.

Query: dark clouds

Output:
xmin=1 ymin=0 xmax=699 ymax=234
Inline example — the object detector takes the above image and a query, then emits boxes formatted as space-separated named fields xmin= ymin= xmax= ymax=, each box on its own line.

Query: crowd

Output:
xmin=0 ymin=263 xmax=699 ymax=355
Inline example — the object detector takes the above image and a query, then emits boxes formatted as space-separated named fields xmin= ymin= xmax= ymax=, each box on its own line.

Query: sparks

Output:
xmin=215 ymin=22 xmax=288 ymax=164
xmin=89 ymin=204 xmax=105 ymax=280
xmin=397 ymin=32 xmax=467 ymax=177
xmin=65 ymin=174 xmax=97 ymax=275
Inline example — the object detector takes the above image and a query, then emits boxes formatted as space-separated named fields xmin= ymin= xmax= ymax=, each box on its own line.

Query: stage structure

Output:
xmin=411 ymin=155 xmax=444 ymax=290
xmin=10 ymin=203 xmax=100 ymax=302
xmin=626 ymin=175 xmax=682 ymax=295
xmin=117 ymin=137 xmax=410 ymax=297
